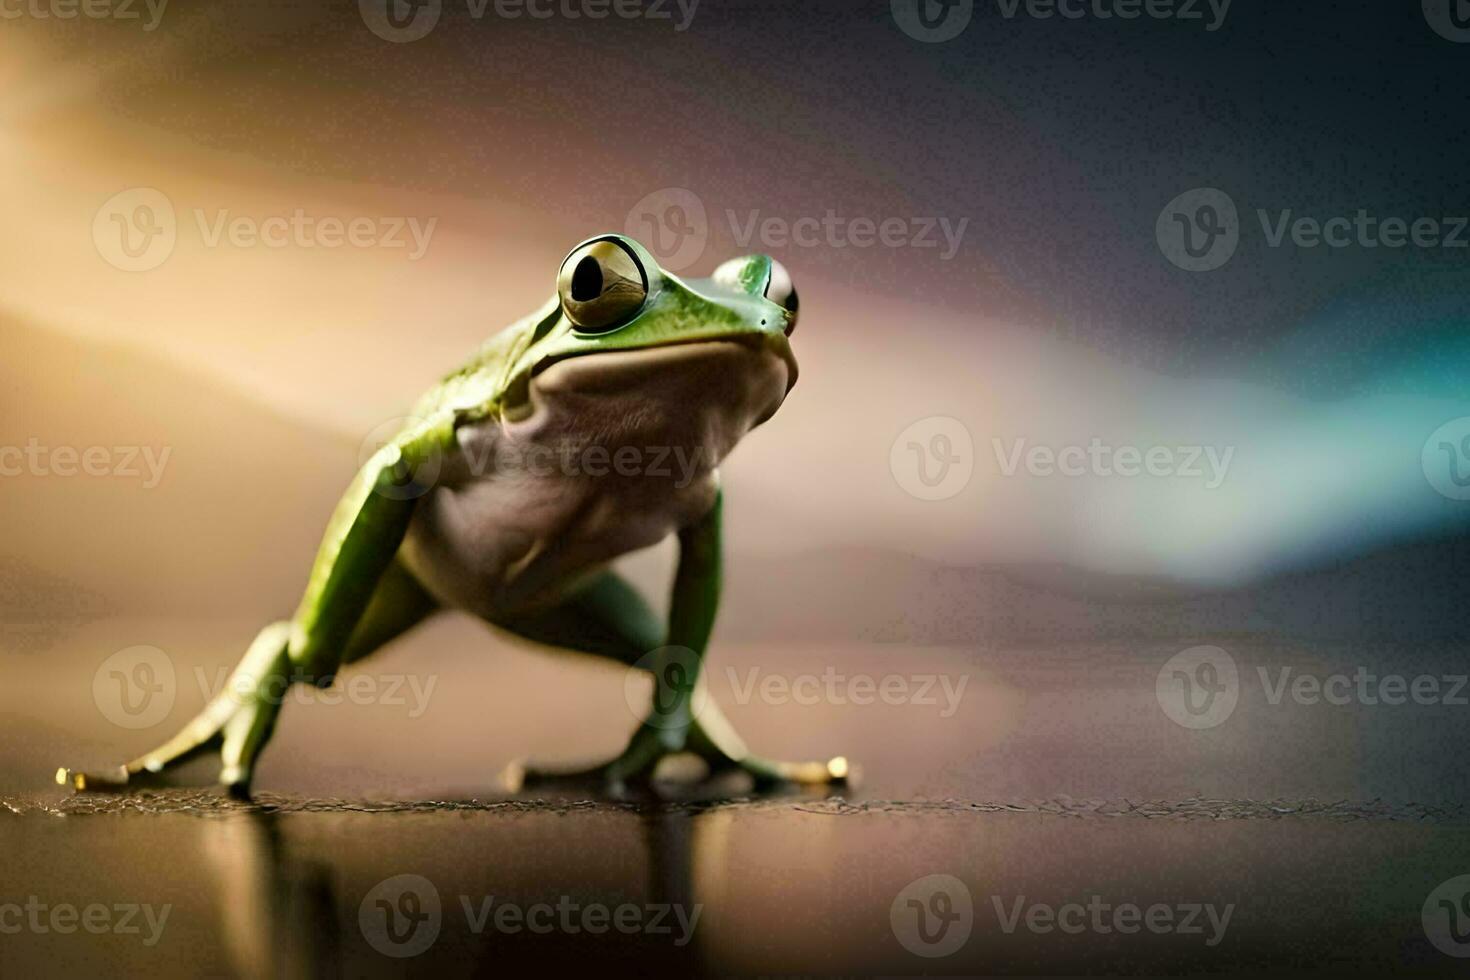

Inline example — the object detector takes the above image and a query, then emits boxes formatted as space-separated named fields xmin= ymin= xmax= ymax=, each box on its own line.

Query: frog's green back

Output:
xmin=408 ymin=297 xmax=560 ymax=423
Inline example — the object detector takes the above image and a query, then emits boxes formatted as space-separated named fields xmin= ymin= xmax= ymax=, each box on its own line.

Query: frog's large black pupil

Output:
xmin=570 ymin=256 xmax=603 ymax=301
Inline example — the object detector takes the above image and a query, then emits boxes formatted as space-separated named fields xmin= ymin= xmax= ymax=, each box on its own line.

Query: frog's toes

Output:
xmin=59 ymin=623 xmax=293 ymax=798
xmin=55 ymin=765 xmax=134 ymax=793
xmin=713 ymin=753 xmax=855 ymax=789
xmin=500 ymin=758 xmax=639 ymax=796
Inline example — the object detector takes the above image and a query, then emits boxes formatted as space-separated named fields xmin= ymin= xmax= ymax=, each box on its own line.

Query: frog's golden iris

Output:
xmin=558 ymin=237 xmax=649 ymax=334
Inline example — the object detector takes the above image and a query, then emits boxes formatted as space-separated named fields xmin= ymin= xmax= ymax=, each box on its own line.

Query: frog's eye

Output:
xmin=764 ymin=259 xmax=799 ymax=335
xmin=558 ymin=238 xmax=649 ymax=333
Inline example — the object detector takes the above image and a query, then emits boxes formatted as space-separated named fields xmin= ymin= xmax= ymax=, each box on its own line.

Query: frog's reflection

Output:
xmin=193 ymin=792 xmax=789 ymax=975
xmin=199 ymin=812 xmax=339 ymax=980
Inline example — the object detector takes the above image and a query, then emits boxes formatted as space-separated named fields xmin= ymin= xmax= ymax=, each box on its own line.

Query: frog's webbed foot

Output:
xmin=502 ymin=724 xmax=678 ymax=797
xmin=502 ymin=701 xmax=854 ymax=797
xmin=57 ymin=622 xmax=294 ymax=799
xmin=687 ymin=705 xmax=853 ymax=790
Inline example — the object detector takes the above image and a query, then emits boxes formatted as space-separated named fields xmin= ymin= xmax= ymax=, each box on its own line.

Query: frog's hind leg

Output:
xmin=493 ymin=571 xmax=849 ymax=792
xmin=58 ymin=561 xmax=438 ymax=796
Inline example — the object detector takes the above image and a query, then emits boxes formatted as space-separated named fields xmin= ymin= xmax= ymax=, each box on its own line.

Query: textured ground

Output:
xmin=5 ymin=619 xmax=1470 ymax=975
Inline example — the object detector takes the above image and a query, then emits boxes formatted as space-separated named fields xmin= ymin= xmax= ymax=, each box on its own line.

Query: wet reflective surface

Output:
xmin=5 ymin=619 xmax=1470 ymax=975
xmin=3 ymin=793 xmax=1470 ymax=976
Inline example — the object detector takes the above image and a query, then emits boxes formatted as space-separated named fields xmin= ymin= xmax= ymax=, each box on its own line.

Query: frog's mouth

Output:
xmin=530 ymin=334 xmax=797 ymax=394
xmin=514 ymin=334 xmax=797 ymax=424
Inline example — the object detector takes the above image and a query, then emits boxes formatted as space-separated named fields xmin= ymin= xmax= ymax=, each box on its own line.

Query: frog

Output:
xmin=58 ymin=234 xmax=850 ymax=797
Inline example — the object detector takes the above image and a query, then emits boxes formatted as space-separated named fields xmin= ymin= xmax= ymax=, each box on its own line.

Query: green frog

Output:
xmin=59 ymin=235 xmax=849 ymax=796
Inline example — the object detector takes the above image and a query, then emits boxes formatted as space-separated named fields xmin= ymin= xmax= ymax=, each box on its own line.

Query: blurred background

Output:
xmin=3 ymin=1 xmax=1470 ymax=975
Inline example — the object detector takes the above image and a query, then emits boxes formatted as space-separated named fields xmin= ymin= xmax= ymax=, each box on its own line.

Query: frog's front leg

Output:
xmin=505 ymin=491 xmax=851 ymax=794
xmin=58 ymin=419 xmax=450 ymax=796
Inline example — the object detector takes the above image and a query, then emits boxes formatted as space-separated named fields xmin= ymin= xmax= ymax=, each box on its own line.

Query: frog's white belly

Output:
xmin=400 ymin=340 xmax=789 ymax=621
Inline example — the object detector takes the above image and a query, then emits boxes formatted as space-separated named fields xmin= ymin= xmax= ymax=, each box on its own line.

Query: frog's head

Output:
xmin=505 ymin=234 xmax=799 ymax=422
